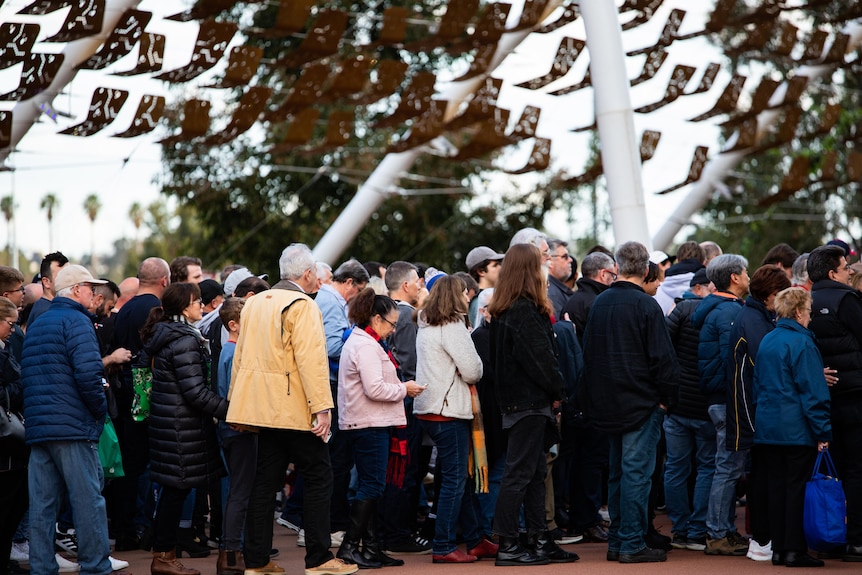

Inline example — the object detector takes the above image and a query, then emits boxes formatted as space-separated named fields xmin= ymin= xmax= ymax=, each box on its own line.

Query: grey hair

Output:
xmin=547 ymin=238 xmax=568 ymax=252
xmin=279 ymin=243 xmax=316 ymax=280
xmin=316 ymin=261 xmax=332 ymax=279
xmin=56 ymin=286 xmax=75 ymax=299
xmin=614 ymin=241 xmax=649 ymax=278
xmin=475 ymin=288 xmax=494 ymax=327
xmin=509 ymin=227 xmax=547 ymax=249
xmin=581 ymin=252 xmax=614 ymax=280
xmin=332 ymin=258 xmax=370 ymax=285
xmin=791 ymin=253 xmax=810 ymax=287
xmin=706 ymin=254 xmax=748 ymax=292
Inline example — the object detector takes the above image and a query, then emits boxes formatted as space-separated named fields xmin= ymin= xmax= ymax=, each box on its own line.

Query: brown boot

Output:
xmin=151 ymin=550 xmax=201 ymax=575
xmin=217 ymin=549 xmax=245 ymax=575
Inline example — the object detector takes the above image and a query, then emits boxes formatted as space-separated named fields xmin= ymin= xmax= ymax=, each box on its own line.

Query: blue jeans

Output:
xmin=419 ymin=419 xmax=482 ymax=555
xmin=607 ymin=407 xmax=663 ymax=555
xmin=29 ymin=441 xmax=112 ymax=575
xmin=706 ymin=403 xmax=748 ymax=539
xmin=477 ymin=457 xmax=505 ymax=537
xmin=344 ymin=428 xmax=389 ymax=501
xmin=663 ymin=414 xmax=716 ymax=540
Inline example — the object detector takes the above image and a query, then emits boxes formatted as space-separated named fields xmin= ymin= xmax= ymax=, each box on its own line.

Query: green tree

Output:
xmin=84 ymin=194 xmax=102 ymax=270
xmin=129 ymin=201 xmax=144 ymax=254
xmin=0 ymin=195 xmax=13 ymax=254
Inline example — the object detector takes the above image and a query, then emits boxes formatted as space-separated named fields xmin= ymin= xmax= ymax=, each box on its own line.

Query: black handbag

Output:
xmin=0 ymin=385 xmax=25 ymax=443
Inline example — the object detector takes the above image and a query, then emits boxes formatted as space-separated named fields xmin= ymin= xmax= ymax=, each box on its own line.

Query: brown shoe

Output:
xmin=243 ymin=561 xmax=285 ymax=574
xmin=151 ymin=550 xmax=200 ymax=575
xmin=217 ymin=550 xmax=245 ymax=575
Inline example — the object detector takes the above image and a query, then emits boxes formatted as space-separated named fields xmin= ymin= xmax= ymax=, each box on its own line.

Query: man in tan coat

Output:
xmin=227 ymin=243 xmax=357 ymax=575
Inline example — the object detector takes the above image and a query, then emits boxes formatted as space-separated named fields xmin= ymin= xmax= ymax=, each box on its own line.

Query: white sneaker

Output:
xmin=10 ymin=541 xmax=29 ymax=563
xmin=276 ymin=517 xmax=301 ymax=532
xmin=297 ymin=529 xmax=305 ymax=547
xmin=746 ymin=539 xmax=772 ymax=562
xmin=599 ymin=507 xmax=610 ymax=523
xmin=109 ymin=556 xmax=130 ymax=571
xmin=55 ymin=553 xmax=80 ymax=573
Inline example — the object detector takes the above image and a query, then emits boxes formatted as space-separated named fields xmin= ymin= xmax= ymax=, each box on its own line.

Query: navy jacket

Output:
xmin=691 ymin=293 xmax=744 ymax=405
xmin=726 ymin=297 xmax=775 ymax=451
xmin=21 ymin=298 xmax=106 ymax=444
xmin=753 ymin=319 xmax=831 ymax=447
xmin=582 ymin=281 xmax=679 ymax=434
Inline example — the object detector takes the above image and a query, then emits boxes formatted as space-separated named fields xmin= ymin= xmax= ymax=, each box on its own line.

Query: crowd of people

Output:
xmin=0 ymin=231 xmax=858 ymax=575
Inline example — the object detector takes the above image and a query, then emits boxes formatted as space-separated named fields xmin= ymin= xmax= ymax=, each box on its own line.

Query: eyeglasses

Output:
xmin=380 ymin=316 xmax=397 ymax=329
xmin=3 ymin=319 xmax=15 ymax=328
xmin=4 ymin=286 xmax=24 ymax=295
xmin=602 ymin=269 xmax=618 ymax=280
xmin=550 ymin=254 xmax=571 ymax=260
xmin=194 ymin=298 xmax=203 ymax=306
xmin=76 ymin=284 xmax=97 ymax=295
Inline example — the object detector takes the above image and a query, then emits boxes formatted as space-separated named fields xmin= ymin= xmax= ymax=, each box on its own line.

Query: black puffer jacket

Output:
xmin=666 ymin=293 xmax=709 ymax=421
xmin=810 ymin=280 xmax=862 ymax=399
xmin=0 ymin=345 xmax=26 ymax=471
xmin=144 ymin=320 xmax=228 ymax=489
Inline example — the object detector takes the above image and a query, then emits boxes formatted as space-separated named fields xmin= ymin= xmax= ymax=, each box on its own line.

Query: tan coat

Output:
xmin=226 ymin=288 xmax=333 ymax=430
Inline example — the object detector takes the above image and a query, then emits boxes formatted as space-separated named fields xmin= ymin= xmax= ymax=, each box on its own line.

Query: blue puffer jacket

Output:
xmin=691 ymin=293 xmax=744 ymax=405
xmin=753 ymin=319 xmax=831 ymax=447
xmin=21 ymin=298 xmax=106 ymax=444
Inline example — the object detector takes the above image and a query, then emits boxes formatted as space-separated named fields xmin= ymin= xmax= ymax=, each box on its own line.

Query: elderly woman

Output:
xmin=142 ymin=282 xmax=228 ymax=575
xmin=753 ymin=287 xmax=831 ymax=568
xmin=414 ymin=275 xmax=494 ymax=563
xmin=336 ymin=288 xmax=424 ymax=569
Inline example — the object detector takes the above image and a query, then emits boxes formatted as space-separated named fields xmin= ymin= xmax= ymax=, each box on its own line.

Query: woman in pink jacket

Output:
xmin=336 ymin=288 xmax=425 ymax=569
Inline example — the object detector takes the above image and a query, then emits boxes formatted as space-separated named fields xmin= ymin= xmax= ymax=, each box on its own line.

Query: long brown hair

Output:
xmin=488 ymin=243 xmax=553 ymax=318
xmin=420 ymin=275 xmax=467 ymax=326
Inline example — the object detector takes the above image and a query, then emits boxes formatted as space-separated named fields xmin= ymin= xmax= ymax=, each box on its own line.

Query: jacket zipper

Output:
xmin=285 ymin=371 xmax=291 ymax=395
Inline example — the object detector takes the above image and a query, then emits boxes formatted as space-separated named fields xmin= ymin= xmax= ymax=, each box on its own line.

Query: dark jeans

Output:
xmin=566 ymin=425 xmax=609 ymax=531
xmin=245 ymin=428 xmax=333 ymax=569
xmin=763 ymin=445 xmax=816 ymax=554
xmin=419 ymin=418 xmax=482 ymax=555
xmin=829 ymin=400 xmax=862 ymax=545
xmin=329 ymin=381 xmax=352 ymax=533
xmin=344 ymin=428 xmax=389 ymax=501
xmin=221 ymin=433 xmax=258 ymax=550
xmin=493 ymin=415 xmax=548 ymax=538
xmin=0 ymin=469 xmax=28 ymax=569
xmin=380 ymin=405 xmax=424 ymax=546
xmin=153 ymin=485 xmax=191 ymax=552
xmin=607 ymin=407 xmax=663 ymax=554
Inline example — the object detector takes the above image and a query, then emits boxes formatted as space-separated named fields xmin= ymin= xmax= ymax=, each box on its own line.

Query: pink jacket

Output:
xmin=337 ymin=328 xmax=407 ymax=430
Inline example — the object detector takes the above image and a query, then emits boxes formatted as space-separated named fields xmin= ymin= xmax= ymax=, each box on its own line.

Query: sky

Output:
xmin=0 ymin=0 xmax=732 ymax=273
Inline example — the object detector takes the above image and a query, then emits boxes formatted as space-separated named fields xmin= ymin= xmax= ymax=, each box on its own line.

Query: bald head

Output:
xmin=114 ymin=277 xmax=140 ymax=311
xmin=137 ymin=257 xmax=170 ymax=296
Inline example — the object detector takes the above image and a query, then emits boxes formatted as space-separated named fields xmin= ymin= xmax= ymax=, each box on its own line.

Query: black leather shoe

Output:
xmin=816 ymin=546 xmax=843 ymax=560
xmin=606 ymin=550 xmax=619 ymax=562
xmin=785 ymin=551 xmax=824 ymax=567
xmin=844 ymin=545 xmax=862 ymax=562
xmin=773 ymin=552 xmax=786 ymax=566
xmin=495 ymin=536 xmax=550 ymax=566
xmin=535 ymin=532 xmax=579 ymax=563
xmin=645 ymin=526 xmax=672 ymax=552
xmin=619 ymin=547 xmax=667 ymax=563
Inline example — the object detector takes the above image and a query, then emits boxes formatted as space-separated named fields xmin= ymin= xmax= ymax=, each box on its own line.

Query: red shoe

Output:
xmin=467 ymin=538 xmax=499 ymax=559
xmin=432 ymin=549 xmax=479 ymax=563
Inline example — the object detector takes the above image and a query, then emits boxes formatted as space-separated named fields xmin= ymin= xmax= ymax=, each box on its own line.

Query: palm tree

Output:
xmin=40 ymin=193 xmax=59 ymax=252
xmin=84 ymin=194 xmax=102 ymax=270
xmin=1 ymin=195 xmax=13 ymax=256
xmin=129 ymin=201 xmax=144 ymax=253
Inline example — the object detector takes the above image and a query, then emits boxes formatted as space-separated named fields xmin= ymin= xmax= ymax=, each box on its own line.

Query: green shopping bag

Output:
xmin=130 ymin=362 xmax=152 ymax=422
xmin=98 ymin=415 xmax=124 ymax=479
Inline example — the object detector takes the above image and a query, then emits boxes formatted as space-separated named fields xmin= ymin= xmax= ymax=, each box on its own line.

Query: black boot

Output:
xmin=337 ymin=500 xmax=382 ymax=569
xmin=495 ymin=535 xmax=550 ymax=566
xmin=535 ymin=531 xmax=579 ymax=563
xmin=364 ymin=501 xmax=404 ymax=567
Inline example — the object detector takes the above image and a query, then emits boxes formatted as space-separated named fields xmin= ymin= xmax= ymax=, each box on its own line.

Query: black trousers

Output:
xmin=493 ymin=415 xmax=548 ymax=538
xmin=830 ymin=400 xmax=862 ymax=545
xmin=152 ymin=485 xmax=191 ymax=552
xmin=0 ymin=468 xmax=28 ymax=570
xmin=763 ymin=445 xmax=816 ymax=554
xmin=244 ymin=428 xmax=333 ymax=569
xmin=749 ymin=445 xmax=770 ymax=545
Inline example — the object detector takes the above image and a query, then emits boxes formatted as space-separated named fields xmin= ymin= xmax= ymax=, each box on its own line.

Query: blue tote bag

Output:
xmin=804 ymin=449 xmax=846 ymax=551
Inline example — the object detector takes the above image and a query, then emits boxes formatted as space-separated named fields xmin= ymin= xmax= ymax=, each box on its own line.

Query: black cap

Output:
xmin=199 ymin=279 xmax=222 ymax=305
xmin=690 ymin=268 xmax=710 ymax=287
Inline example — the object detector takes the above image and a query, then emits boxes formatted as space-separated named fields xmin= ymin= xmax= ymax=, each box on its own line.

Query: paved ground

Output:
xmin=48 ymin=512 xmax=860 ymax=574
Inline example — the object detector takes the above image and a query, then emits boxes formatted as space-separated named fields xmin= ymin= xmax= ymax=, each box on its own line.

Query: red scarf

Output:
xmin=363 ymin=325 xmax=399 ymax=370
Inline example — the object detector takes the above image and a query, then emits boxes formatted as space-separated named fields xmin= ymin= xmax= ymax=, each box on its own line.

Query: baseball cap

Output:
xmin=199 ymin=279 xmax=222 ymax=305
xmin=53 ymin=264 xmax=108 ymax=292
xmin=690 ymin=268 xmax=710 ymax=287
xmin=223 ymin=267 xmax=267 ymax=296
xmin=466 ymin=246 xmax=505 ymax=271
xmin=649 ymin=250 xmax=671 ymax=265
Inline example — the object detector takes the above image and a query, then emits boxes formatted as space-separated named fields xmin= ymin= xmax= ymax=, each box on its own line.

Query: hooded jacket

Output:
xmin=145 ymin=320 xmax=227 ymax=489
xmin=691 ymin=293 xmax=744 ymax=405
xmin=22 ymin=298 xmax=106 ymax=444
xmin=655 ymin=259 xmax=705 ymax=315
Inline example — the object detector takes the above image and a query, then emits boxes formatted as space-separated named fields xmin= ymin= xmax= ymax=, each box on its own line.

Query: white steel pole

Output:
xmin=580 ymin=0 xmax=651 ymax=249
